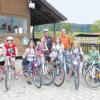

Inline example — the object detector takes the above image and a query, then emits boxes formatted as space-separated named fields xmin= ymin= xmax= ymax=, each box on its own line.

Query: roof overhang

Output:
xmin=75 ymin=33 xmax=100 ymax=37
xmin=29 ymin=0 xmax=67 ymax=26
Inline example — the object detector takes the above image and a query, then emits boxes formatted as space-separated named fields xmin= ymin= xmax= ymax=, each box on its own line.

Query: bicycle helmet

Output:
xmin=6 ymin=36 xmax=14 ymax=41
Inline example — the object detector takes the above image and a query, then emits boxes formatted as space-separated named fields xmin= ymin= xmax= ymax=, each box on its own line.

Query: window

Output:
xmin=0 ymin=16 xmax=27 ymax=34
xmin=17 ymin=18 xmax=27 ymax=34
xmin=0 ymin=16 xmax=7 ymax=34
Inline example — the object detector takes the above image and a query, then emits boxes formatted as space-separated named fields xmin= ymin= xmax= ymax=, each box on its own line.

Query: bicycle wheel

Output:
xmin=32 ymin=67 xmax=42 ymax=88
xmin=5 ymin=65 xmax=11 ymax=91
xmin=85 ymin=67 xmax=100 ymax=88
xmin=41 ymin=63 xmax=54 ymax=86
xmin=74 ymin=67 xmax=80 ymax=90
xmin=82 ymin=61 xmax=89 ymax=77
xmin=53 ymin=63 xmax=65 ymax=87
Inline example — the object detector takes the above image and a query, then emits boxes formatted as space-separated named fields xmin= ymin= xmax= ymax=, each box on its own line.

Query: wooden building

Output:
xmin=75 ymin=33 xmax=100 ymax=53
xmin=0 ymin=0 xmax=67 ymax=56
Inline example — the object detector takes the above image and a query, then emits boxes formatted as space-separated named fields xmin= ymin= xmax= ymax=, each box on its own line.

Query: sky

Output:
xmin=47 ymin=0 xmax=100 ymax=24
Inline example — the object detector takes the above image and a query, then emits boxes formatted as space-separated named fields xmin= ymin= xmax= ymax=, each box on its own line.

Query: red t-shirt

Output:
xmin=5 ymin=43 xmax=16 ymax=57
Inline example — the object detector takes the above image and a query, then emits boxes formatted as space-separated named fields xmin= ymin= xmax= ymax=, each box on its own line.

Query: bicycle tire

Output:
xmin=5 ymin=65 xmax=11 ymax=91
xmin=85 ymin=67 xmax=100 ymax=88
xmin=41 ymin=63 xmax=55 ymax=86
xmin=32 ymin=68 xmax=42 ymax=88
xmin=74 ymin=67 xmax=80 ymax=90
xmin=53 ymin=64 xmax=65 ymax=87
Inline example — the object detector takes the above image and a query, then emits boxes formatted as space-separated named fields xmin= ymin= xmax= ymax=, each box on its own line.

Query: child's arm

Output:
xmin=15 ymin=47 xmax=18 ymax=57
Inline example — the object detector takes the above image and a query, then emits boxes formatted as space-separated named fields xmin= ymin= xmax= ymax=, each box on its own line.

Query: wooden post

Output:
xmin=54 ymin=21 xmax=56 ymax=41
xmin=33 ymin=25 xmax=35 ymax=40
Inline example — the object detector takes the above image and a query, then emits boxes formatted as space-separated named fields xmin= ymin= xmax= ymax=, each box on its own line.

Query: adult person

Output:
xmin=43 ymin=28 xmax=53 ymax=52
xmin=60 ymin=29 xmax=71 ymax=50
xmin=43 ymin=28 xmax=53 ymax=62
xmin=60 ymin=28 xmax=71 ymax=74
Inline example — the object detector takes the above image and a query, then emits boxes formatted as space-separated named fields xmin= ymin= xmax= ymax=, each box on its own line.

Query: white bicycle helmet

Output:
xmin=6 ymin=36 xmax=14 ymax=41
xmin=0 ymin=44 xmax=3 ymax=48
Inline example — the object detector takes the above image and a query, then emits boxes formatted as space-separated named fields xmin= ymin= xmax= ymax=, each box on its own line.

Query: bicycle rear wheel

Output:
xmin=53 ymin=64 xmax=65 ymax=87
xmin=85 ymin=67 xmax=100 ymax=88
xmin=32 ymin=67 xmax=42 ymax=88
xmin=41 ymin=63 xmax=54 ymax=86
xmin=5 ymin=65 xmax=11 ymax=91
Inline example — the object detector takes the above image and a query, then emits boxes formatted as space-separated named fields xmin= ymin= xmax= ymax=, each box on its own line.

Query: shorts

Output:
xmin=0 ymin=61 xmax=5 ymax=66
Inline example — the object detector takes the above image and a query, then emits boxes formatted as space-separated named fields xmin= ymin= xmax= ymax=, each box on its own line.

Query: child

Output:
xmin=5 ymin=36 xmax=18 ymax=79
xmin=23 ymin=40 xmax=36 ymax=85
xmin=88 ymin=44 xmax=100 ymax=64
xmin=0 ymin=44 xmax=6 ymax=80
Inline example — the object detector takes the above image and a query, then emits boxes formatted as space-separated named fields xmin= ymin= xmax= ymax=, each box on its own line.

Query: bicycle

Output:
xmin=22 ymin=56 xmax=42 ymax=88
xmin=5 ymin=56 xmax=15 ymax=91
xmin=39 ymin=54 xmax=55 ymax=86
xmin=85 ymin=57 xmax=100 ymax=88
xmin=64 ymin=50 xmax=80 ymax=90
xmin=50 ymin=50 xmax=65 ymax=87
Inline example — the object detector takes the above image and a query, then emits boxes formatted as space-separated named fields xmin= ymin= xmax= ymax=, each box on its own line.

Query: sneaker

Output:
xmin=27 ymin=81 xmax=32 ymax=85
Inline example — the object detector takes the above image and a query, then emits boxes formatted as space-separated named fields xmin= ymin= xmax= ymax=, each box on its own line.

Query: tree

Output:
xmin=91 ymin=20 xmax=100 ymax=32
xmin=61 ymin=22 xmax=72 ymax=32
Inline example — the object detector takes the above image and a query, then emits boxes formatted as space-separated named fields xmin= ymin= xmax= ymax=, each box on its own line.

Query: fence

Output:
xmin=79 ymin=43 xmax=100 ymax=54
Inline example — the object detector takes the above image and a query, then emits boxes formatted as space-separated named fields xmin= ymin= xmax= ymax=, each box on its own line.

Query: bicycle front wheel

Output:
xmin=41 ymin=63 xmax=54 ymax=86
xmin=32 ymin=67 xmax=42 ymax=88
xmin=53 ymin=63 xmax=65 ymax=87
xmin=85 ymin=67 xmax=100 ymax=88
xmin=74 ymin=67 xmax=80 ymax=90
xmin=5 ymin=65 xmax=11 ymax=91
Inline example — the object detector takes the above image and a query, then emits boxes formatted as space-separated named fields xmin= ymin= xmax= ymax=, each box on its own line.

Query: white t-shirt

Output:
xmin=52 ymin=43 xmax=64 ymax=54
xmin=25 ymin=48 xmax=35 ymax=62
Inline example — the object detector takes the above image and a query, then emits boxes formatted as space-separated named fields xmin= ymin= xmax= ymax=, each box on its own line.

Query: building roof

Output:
xmin=75 ymin=33 xmax=100 ymax=37
xmin=30 ymin=0 xmax=67 ymax=25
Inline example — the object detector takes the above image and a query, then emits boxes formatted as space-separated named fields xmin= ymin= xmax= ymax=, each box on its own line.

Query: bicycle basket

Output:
xmin=22 ymin=59 xmax=30 ymax=66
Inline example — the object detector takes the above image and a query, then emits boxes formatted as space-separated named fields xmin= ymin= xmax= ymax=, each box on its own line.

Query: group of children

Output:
xmin=0 ymin=30 xmax=100 ymax=85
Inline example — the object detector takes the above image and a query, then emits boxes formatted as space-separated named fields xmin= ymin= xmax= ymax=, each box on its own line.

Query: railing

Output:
xmin=79 ymin=43 xmax=100 ymax=54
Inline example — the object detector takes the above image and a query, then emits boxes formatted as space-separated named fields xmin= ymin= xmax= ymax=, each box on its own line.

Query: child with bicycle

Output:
xmin=4 ymin=36 xmax=18 ymax=79
xmin=50 ymin=37 xmax=64 ymax=64
xmin=67 ymin=41 xmax=84 ymax=81
xmin=23 ymin=40 xmax=36 ymax=85
xmin=36 ymin=37 xmax=48 ymax=75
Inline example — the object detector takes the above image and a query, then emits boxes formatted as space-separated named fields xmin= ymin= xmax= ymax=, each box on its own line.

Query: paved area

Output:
xmin=0 ymin=60 xmax=100 ymax=100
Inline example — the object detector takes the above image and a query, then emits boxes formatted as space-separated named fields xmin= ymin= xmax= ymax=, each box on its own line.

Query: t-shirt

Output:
xmin=5 ymin=43 xmax=16 ymax=57
xmin=46 ymin=36 xmax=53 ymax=50
xmin=36 ymin=42 xmax=45 ymax=55
xmin=88 ymin=50 xmax=100 ymax=64
xmin=60 ymin=35 xmax=71 ymax=49
xmin=52 ymin=43 xmax=64 ymax=54
xmin=25 ymin=48 xmax=35 ymax=62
